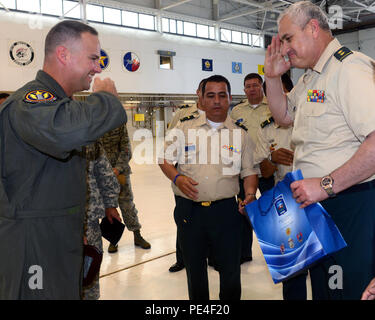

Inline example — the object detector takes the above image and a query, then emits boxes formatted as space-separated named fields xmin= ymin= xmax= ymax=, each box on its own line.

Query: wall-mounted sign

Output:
xmin=232 ymin=62 xmax=242 ymax=74
xmin=258 ymin=64 xmax=265 ymax=75
xmin=9 ymin=41 xmax=34 ymax=66
xmin=99 ymin=49 xmax=109 ymax=70
xmin=157 ymin=50 xmax=176 ymax=56
xmin=123 ymin=52 xmax=140 ymax=72
xmin=202 ymin=58 xmax=213 ymax=72
xmin=134 ymin=114 xmax=145 ymax=122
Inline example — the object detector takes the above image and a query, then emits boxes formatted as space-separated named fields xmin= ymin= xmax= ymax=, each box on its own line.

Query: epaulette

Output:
xmin=334 ymin=47 xmax=353 ymax=62
xmin=180 ymin=115 xmax=195 ymax=122
xmin=179 ymin=104 xmax=190 ymax=109
xmin=235 ymin=120 xmax=248 ymax=131
xmin=260 ymin=117 xmax=274 ymax=128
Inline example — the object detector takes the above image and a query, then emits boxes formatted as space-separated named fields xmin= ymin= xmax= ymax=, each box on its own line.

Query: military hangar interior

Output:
xmin=1 ymin=0 xmax=375 ymax=300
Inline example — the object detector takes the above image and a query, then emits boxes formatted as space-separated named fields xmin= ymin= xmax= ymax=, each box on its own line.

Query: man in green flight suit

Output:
xmin=0 ymin=20 xmax=127 ymax=299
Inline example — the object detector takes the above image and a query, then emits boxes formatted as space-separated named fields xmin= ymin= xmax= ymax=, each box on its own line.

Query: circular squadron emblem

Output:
xmin=10 ymin=41 xmax=34 ymax=66
xmin=99 ymin=49 xmax=109 ymax=70
xmin=123 ymin=52 xmax=140 ymax=72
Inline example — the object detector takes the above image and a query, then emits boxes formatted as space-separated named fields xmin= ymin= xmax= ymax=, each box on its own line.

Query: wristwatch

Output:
xmin=320 ymin=175 xmax=336 ymax=198
xmin=268 ymin=152 xmax=274 ymax=164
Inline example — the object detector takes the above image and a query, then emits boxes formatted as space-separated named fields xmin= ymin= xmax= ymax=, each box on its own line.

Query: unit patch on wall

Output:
xmin=99 ymin=49 xmax=109 ymax=71
xmin=232 ymin=62 xmax=242 ymax=74
xmin=202 ymin=59 xmax=213 ymax=72
xmin=9 ymin=41 xmax=34 ymax=66
xmin=123 ymin=52 xmax=140 ymax=72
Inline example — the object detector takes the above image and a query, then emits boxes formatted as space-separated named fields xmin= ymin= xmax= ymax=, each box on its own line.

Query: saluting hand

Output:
xmin=175 ymin=175 xmax=199 ymax=201
xmin=265 ymin=35 xmax=291 ymax=78
xmin=93 ymin=77 xmax=119 ymax=97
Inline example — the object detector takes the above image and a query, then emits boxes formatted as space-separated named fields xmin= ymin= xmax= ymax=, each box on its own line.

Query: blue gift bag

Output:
xmin=245 ymin=170 xmax=347 ymax=284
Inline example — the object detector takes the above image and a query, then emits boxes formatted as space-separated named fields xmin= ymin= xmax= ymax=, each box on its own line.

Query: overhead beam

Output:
xmin=219 ymin=1 xmax=285 ymax=22
xmin=348 ymin=0 xmax=375 ymax=14
xmin=161 ymin=0 xmax=193 ymax=10
xmin=212 ymin=0 xmax=219 ymax=21
xmin=80 ymin=0 xmax=87 ymax=23
xmin=0 ymin=1 xmax=10 ymax=12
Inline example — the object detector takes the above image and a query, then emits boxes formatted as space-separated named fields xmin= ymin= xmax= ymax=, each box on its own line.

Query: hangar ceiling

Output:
xmin=99 ymin=0 xmax=375 ymax=35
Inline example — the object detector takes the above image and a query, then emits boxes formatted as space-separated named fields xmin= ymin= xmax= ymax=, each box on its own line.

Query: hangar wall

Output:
xmin=0 ymin=10 xmax=265 ymax=95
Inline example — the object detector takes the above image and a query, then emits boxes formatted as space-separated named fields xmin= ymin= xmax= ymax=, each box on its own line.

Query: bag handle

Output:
xmin=257 ymin=186 xmax=278 ymax=216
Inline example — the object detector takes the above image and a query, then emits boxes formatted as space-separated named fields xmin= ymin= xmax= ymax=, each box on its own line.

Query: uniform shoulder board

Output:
xmin=260 ymin=117 xmax=274 ymax=128
xmin=180 ymin=115 xmax=195 ymax=122
xmin=235 ymin=120 xmax=248 ymax=131
xmin=179 ymin=104 xmax=190 ymax=109
xmin=334 ymin=47 xmax=353 ymax=62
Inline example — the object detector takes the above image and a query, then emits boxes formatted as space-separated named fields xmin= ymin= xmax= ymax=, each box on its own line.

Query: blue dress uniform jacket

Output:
xmin=0 ymin=70 xmax=127 ymax=299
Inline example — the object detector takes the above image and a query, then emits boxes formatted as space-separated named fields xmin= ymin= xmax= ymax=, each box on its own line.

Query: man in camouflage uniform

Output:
xmin=100 ymin=124 xmax=151 ymax=252
xmin=83 ymin=142 xmax=121 ymax=300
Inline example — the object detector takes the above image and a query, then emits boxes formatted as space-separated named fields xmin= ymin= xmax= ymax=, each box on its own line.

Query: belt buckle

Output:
xmin=201 ymin=201 xmax=211 ymax=207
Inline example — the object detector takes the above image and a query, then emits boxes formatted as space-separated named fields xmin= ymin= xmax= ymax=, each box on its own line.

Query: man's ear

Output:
xmin=55 ymin=45 xmax=70 ymax=65
xmin=309 ymin=19 xmax=320 ymax=39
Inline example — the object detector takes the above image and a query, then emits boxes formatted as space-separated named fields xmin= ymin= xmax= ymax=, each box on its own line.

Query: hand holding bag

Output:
xmin=245 ymin=170 xmax=347 ymax=284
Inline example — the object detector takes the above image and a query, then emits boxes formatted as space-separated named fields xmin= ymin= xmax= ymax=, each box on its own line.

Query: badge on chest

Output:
xmin=307 ymin=89 xmax=325 ymax=103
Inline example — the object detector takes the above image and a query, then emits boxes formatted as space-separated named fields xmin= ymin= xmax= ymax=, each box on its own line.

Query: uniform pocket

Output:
xmin=302 ymin=103 xmax=331 ymax=139
xmin=173 ymin=196 xmax=193 ymax=227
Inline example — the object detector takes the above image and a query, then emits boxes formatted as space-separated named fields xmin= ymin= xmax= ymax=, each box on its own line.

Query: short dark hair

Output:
xmin=45 ymin=20 xmax=98 ymax=57
xmin=0 ymin=93 xmax=10 ymax=100
xmin=263 ymin=73 xmax=294 ymax=96
xmin=197 ymin=78 xmax=207 ymax=91
xmin=201 ymin=75 xmax=231 ymax=96
xmin=244 ymin=73 xmax=263 ymax=86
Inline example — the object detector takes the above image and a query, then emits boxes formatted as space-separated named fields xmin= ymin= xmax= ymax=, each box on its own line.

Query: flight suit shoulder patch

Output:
xmin=235 ymin=120 xmax=248 ymax=131
xmin=334 ymin=47 xmax=353 ymax=62
xmin=260 ymin=117 xmax=274 ymax=128
xmin=24 ymin=89 xmax=57 ymax=104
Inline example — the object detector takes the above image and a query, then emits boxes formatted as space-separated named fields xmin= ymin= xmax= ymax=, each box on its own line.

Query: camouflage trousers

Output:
xmin=82 ymin=219 xmax=102 ymax=300
xmin=118 ymin=175 xmax=141 ymax=232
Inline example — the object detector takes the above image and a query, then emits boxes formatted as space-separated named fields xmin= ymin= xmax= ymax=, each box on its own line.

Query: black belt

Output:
xmin=339 ymin=179 xmax=375 ymax=196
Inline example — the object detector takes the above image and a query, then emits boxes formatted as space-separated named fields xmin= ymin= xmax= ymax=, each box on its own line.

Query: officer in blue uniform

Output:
xmin=0 ymin=20 xmax=126 ymax=299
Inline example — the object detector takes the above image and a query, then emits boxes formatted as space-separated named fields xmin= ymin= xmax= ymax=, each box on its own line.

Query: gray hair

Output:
xmin=278 ymin=1 xmax=331 ymax=32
